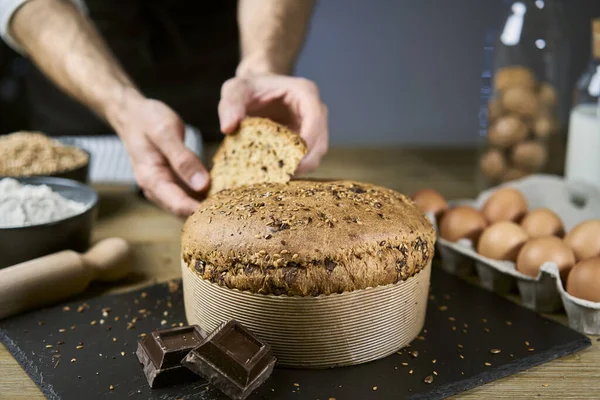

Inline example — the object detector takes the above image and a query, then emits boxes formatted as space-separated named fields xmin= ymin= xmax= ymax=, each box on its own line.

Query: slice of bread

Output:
xmin=208 ymin=117 xmax=307 ymax=196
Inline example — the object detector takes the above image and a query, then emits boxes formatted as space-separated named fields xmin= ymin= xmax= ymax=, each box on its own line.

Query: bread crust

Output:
xmin=182 ymin=180 xmax=436 ymax=296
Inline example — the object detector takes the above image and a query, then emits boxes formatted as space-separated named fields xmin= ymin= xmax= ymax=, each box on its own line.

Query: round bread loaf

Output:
xmin=181 ymin=180 xmax=436 ymax=296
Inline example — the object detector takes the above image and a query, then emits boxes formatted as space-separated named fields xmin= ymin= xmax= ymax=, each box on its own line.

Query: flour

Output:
xmin=0 ymin=178 xmax=87 ymax=228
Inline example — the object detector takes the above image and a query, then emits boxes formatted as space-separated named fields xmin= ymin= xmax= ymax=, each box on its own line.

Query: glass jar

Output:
xmin=564 ymin=19 xmax=600 ymax=188
xmin=476 ymin=0 xmax=571 ymax=191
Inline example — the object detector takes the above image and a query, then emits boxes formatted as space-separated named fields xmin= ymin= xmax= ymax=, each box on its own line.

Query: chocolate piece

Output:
xmin=182 ymin=320 xmax=276 ymax=400
xmin=136 ymin=324 xmax=207 ymax=388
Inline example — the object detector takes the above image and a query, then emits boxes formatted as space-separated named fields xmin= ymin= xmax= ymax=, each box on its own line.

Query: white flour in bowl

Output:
xmin=0 ymin=178 xmax=87 ymax=228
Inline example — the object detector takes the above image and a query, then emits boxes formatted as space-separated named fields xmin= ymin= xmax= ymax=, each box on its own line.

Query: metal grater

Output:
xmin=56 ymin=125 xmax=204 ymax=184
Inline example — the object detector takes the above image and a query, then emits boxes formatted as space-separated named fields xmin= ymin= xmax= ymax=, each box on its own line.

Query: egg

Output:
xmin=481 ymin=187 xmax=528 ymax=223
xmin=480 ymin=149 xmax=507 ymax=181
xmin=493 ymin=66 xmax=537 ymax=92
xmin=520 ymin=208 xmax=564 ymax=238
xmin=439 ymin=206 xmax=488 ymax=243
xmin=477 ymin=221 xmax=529 ymax=261
xmin=487 ymin=116 xmax=529 ymax=148
xmin=564 ymin=220 xmax=600 ymax=262
xmin=511 ymin=141 xmax=547 ymax=172
xmin=501 ymin=86 xmax=540 ymax=118
xmin=411 ymin=189 xmax=448 ymax=219
xmin=566 ymin=257 xmax=600 ymax=302
xmin=516 ymin=236 xmax=575 ymax=281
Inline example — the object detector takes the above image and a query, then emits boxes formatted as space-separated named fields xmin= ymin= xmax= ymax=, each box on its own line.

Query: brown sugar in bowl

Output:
xmin=181 ymin=180 xmax=436 ymax=368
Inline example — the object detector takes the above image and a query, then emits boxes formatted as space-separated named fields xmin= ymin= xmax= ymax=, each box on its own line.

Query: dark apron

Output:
xmin=23 ymin=0 xmax=239 ymax=142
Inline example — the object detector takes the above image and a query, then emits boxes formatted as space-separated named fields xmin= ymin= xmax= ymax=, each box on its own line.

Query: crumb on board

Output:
xmin=372 ymin=386 xmax=378 ymax=391
xmin=168 ymin=281 xmax=179 ymax=293
xmin=424 ymin=375 xmax=434 ymax=384
xmin=70 ymin=358 xmax=76 ymax=363
xmin=484 ymin=362 xmax=492 ymax=367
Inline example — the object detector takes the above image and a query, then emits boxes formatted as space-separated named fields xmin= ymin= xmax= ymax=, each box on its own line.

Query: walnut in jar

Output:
xmin=487 ymin=115 xmax=529 ymax=148
xmin=501 ymin=86 xmax=540 ymax=118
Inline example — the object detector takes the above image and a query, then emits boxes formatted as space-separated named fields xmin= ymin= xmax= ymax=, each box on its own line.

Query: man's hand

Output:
xmin=218 ymin=75 xmax=329 ymax=172
xmin=108 ymin=92 xmax=209 ymax=217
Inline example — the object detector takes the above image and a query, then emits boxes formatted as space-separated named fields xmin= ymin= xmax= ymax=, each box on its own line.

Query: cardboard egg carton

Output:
xmin=431 ymin=174 xmax=600 ymax=334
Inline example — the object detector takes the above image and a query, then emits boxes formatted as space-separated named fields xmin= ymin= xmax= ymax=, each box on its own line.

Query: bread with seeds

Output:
xmin=208 ymin=117 xmax=307 ymax=196
xmin=182 ymin=180 xmax=436 ymax=296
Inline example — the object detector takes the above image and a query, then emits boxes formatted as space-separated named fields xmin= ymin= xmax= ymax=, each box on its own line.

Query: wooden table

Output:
xmin=1 ymin=147 xmax=598 ymax=399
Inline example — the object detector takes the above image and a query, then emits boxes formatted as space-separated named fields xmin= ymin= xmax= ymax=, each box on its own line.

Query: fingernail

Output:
xmin=190 ymin=172 xmax=208 ymax=191
xmin=220 ymin=113 xmax=234 ymax=132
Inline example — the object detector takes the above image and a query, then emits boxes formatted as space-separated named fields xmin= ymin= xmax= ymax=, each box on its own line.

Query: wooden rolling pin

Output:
xmin=0 ymin=237 xmax=132 ymax=320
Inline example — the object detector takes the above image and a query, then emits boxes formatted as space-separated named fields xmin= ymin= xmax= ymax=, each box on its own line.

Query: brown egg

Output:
xmin=501 ymin=168 xmax=529 ymax=183
xmin=564 ymin=220 xmax=600 ymax=262
xmin=411 ymin=189 xmax=448 ymax=219
xmin=494 ymin=66 xmax=537 ymax=92
xmin=477 ymin=221 xmax=529 ymax=261
xmin=516 ymin=236 xmax=575 ymax=281
xmin=538 ymin=83 xmax=558 ymax=108
xmin=520 ymin=208 xmax=564 ymax=238
xmin=481 ymin=187 xmax=528 ymax=223
xmin=487 ymin=116 xmax=529 ymax=148
xmin=534 ymin=115 xmax=559 ymax=138
xmin=501 ymin=86 xmax=540 ymax=118
xmin=479 ymin=149 xmax=507 ymax=181
xmin=439 ymin=206 xmax=488 ymax=243
xmin=566 ymin=257 xmax=600 ymax=302
xmin=488 ymin=97 xmax=503 ymax=121
xmin=511 ymin=141 xmax=548 ymax=172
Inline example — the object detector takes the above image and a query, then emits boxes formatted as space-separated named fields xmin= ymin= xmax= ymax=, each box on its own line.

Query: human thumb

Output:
xmin=218 ymin=78 xmax=251 ymax=134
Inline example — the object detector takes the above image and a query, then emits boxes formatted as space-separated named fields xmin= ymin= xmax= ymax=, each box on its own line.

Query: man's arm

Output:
xmin=219 ymin=0 xmax=327 ymax=173
xmin=9 ymin=0 xmax=209 ymax=217
xmin=236 ymin=0 xmax=316 ymax=77
xmin=10 ymin=0 xmax=142 ymax=121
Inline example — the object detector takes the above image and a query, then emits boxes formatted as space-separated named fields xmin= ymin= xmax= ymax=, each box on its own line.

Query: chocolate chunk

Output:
xmin=182 ymin=320 xmax=276 ymax=400
xmin=136 ymin=325 xmax=207 ymax=388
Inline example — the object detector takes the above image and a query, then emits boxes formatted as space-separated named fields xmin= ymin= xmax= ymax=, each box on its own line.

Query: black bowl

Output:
xmin=0 ymin=177 xmax=98 ymax=269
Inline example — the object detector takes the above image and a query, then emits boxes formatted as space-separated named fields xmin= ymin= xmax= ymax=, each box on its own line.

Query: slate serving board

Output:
xmin=0 ymin=267 xmax=591 ymax=400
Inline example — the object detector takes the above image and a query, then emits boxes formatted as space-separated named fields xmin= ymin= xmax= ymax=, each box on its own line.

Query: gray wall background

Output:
xmin=295 ymin=0 xmax=600 ymax=146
